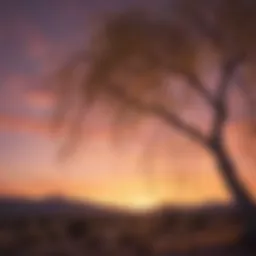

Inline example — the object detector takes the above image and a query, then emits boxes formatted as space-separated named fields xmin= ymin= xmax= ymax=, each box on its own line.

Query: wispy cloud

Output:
xmin=25 ymin=88 xmax=56 ymax=109
xmin=0 ymin=114 xmax=51 ymax=136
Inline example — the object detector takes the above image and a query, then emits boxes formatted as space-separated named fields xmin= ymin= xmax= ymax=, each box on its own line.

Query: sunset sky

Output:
xmin=0 ymin=0 xmax=255 ymax=210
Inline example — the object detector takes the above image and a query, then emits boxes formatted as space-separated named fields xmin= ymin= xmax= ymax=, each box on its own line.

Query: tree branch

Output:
xmin=235 ymin=74 xmax=256 ymax=120
xmin=209 ymin=55 xmax=245 ymax=147
xmin=185 ymin=9 xmax=221 ymax=45
xmin=107 ymin=85 xmax=207 ymax=145
xmin=184 ymin=72 xmax=216 ymax=107
xmin=217 ymin=55 xmax=245 ymax=100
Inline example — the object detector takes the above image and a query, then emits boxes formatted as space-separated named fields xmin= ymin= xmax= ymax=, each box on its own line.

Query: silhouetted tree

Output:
xmin=55 ymin=0 xmax=256 ymax=242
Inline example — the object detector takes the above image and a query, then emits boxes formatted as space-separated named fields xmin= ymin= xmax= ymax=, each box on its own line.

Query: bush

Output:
xmin=67 ymin=219 xmax=89 ymax=240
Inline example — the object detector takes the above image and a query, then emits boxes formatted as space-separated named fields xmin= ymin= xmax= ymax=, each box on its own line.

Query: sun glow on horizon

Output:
xmin=0 ymin=165 xmax=231 ymax=211
xmin=125 ymin=195 xmax=159 ymax=211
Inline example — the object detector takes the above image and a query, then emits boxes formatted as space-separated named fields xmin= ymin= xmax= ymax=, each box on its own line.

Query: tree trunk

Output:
xmin=213 ymin=143 xmax=255 ymax=209
xmin=212 ymin=141 xmax=256 ymax=248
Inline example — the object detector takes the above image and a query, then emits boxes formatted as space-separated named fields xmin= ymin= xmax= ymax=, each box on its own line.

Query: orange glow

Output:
xmin=0 ymin=121 xmax=255 ymax=211
xmin=0 ymin=165 xmax=231 ymax=210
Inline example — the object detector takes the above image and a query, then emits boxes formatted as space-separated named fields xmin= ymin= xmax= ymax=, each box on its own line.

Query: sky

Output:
xmin=0 ymin=0 xmax=255 ymax=210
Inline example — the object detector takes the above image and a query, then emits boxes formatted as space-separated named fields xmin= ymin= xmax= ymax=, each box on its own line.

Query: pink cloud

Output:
xmin=0 ymin=74 xmax=43 ymax=112
xmin=0 ymin=114 xmax=51 ymax=136
xmin=2 ymin=73 xmax=42 ymax=96
xmin=3 ymin=74 xmax=31 ymax=92
xmin=25 ymin=88 xmax=56 ymax=109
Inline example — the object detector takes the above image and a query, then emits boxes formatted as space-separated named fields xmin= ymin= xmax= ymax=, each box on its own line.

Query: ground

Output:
xmin=0 ymin=207 xmax=255 ymax=256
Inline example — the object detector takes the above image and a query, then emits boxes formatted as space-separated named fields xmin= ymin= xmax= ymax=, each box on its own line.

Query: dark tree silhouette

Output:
xmin=55 ymin=0 xmax=256 ymax=242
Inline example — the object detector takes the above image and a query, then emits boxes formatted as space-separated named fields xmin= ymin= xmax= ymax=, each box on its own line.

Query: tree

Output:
xmin=55 ymin=0 xmax=256 ymax=242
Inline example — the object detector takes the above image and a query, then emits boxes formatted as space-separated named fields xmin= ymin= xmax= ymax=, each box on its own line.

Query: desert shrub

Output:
xmin=153 ymin=212 xmax=180 ymax=236
xmin=37 ymin=216 xmax=51 ymax=229
xmin=85 ymin=234 xmax=104 ymax=253
xmin=227 ymin=213 xmax=241 ymax=226
xmin=187 ymin=213 xmax=208 ymax=232
xmin=46 ymin=229 xmax=61 ymax=244
xmin=9 ymin=230 xmax=43 ymax=256
xmin=67 ymin=219 xmax=89 ymax=240
xmin=117 ymin=232 xmax=137 ymax=249
xmin=10 ymin=218 xmax=29 ymax=233
xmin=36 ymin=217 xmax=64 ymax=244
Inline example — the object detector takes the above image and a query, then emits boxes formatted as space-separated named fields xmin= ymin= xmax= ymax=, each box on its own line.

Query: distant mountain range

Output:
xmin=0 ymin=196 xmax=239 ymax=219
xmin=0 ymin=196 xmax=124 ymax=218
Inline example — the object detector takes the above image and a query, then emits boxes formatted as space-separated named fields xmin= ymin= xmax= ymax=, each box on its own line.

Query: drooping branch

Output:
xmin=138 ymin=126 xmax=161 ymax=195
xmin=107 ymin=84 xmax=208 ymax=146
xmin=53 ymin=53 xmax=89 ymax=132
xmin=173 ymin=0 xmax=222 ymax=45
xmin=189 ymin=14 xmax=221 ymax=44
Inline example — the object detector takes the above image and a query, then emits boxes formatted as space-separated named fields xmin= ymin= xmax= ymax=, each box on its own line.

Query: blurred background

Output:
xmin=0 ymin=1 xmax=256 ymax=255
xmin=1 ymin=0 xmax=256 ymax=210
